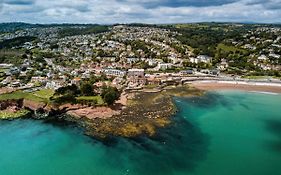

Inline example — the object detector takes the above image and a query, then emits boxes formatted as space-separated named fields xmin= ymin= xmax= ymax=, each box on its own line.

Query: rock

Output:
xmin=23 ymin=99 xmax=46 ymax=111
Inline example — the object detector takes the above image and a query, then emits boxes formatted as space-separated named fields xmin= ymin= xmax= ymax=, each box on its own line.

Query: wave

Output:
xmin=249 ymin=91 xmax=279 ymax=95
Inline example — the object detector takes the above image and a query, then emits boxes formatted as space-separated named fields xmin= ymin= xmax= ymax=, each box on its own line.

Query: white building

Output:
xmin=157 ymin=63 xmax=173 ymax=70
xmin=257 ymin=55 xmax=268 ymax=61
xmin=128 ymin=69 xmax=145 ymax=77
xmin=269 ymin=53 xmax=280 ymax=59
xmin=218 ymin=59 xmax=229 ymax=71
xmin=197 ymin=55 xmax=212 ymax=63
xmin=103 ymin=68 xmax=127 ymax=77
xmin=127 ymin=57 xmax=140 ymax=64
xmin=0 ymin=63 xmax=13 ymax=69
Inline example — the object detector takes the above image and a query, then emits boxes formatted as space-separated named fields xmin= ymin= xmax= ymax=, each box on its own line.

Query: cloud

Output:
xmin=116 ymin=0 xmax=239 ymax=8
xmin=0 ymin=0 xmax=280 ymax=24
xmin=246 ymin=0 xmax=281 ymax=10
xmin=3 ymin=0 xmax=35 ymax=5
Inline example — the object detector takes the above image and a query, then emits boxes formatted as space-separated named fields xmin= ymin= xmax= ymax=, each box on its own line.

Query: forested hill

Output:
xmin=0 ymin=22 xmax=109 ymax=33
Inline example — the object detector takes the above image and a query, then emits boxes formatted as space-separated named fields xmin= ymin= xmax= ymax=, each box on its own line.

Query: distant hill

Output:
xmin=0 ymin=22 xmax=109 ymax=33
xmin=0 ymin=22 xmax=38 ymax=33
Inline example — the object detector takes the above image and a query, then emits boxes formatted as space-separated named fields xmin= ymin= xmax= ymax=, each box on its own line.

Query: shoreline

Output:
xmin=189 ymin=80 xmax=281 ymax=94
xmin=2 ymin=82 xmax=280 ymax=138
xmin=0 ymin=86 xmax=202 ymax=138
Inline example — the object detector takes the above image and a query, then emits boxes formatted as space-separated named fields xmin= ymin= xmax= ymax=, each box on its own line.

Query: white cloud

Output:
xmin=0 ymin=0 xmax=280 ymax=23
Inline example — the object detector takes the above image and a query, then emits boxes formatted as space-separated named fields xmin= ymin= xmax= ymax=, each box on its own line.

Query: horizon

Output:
xmin=1 ymin=21 xmax=281 ymax=25
xmin=0 ymin=0 xmax=280 ymax=24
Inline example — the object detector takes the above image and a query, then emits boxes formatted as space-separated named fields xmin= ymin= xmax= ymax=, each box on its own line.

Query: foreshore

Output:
xmin=189 ymin=80 xmax=281 ymax=94
xmin=0 ymin=85 xmax=203 ymax=138
xmin=1 ymin=81 xmax=280 ymax=138
xmin=81 ymin=86 xmax=203 ymax=138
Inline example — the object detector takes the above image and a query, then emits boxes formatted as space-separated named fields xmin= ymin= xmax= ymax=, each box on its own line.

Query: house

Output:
xmin=0 ymin=63 xmax=13 ymax=69
xmin=259 ymin=64 xmax=271 ymax=70
xmin=45 ymin=80 xmax=65 ymax=90
xmin=146 ymin=76 xmax=161 ymax=85
xmin=146 ymin=59 xmax=157 ymax=66
xmin=179 ymin=70 xmax=194 ymax=76
xmin=197 ymin=55 xmax=212 ymax=63
xmin=11 ymin=81 xmax=21 ymax=87
xmin=103 ymin=57 xmax=116 ymax=62
xmin=269 ymin=53 xmax=280 ymax=59
xmin=31 ymin=77 xmax=48 ymax=84
xmin=189 ymin=57 xmax=199 ymax=64
xmin=103 ymin=68 xmax=127 ymax=77
xmin=127 ymin=57 xmax=140 ymax=64
xmin=200 ymin=69 xmax=210 ymax=74
xmin=257 ymin=55 xmax=268 ymax=61
xmin=127 ymin=69 xmax=145 ymax=78
xmin=210 ymin=69 xmax=220 ymax=76
xmin=8 ymin=67 xmax=20 ymax=75
xmin=0 ymin=76 xmax=12 ymax=86
xmin=71 ymin=77 xmax=82 ymax=85
xmin=112 ymin=77 xmax=124 ymax=88
xmin=157 ymin=63 xmax=173 ymax=70
xmin=218 ymin=59 xmax=229 ymax=71
xmin=127 ymin=69 xmax=146 ymax=86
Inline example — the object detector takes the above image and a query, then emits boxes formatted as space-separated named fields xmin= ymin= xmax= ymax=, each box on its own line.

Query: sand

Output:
xmin=190 ymin=81 xmax=281 ymax=94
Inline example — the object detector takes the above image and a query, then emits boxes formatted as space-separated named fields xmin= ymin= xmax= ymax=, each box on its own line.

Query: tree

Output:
xmin=80 ymin=82 xmax=94 ymax=96
xmin=55 ymin=84 xmax=80 ymax=96
xmin=53 ymin=93 xmax=77 ymax=105
xmin=104 ymin=91 xmax=117 ymax=105
xmin=101 ymin=86 xmax=120 ymax=105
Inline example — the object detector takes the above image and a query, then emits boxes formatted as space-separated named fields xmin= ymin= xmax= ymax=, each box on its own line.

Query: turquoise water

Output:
xmin=0 ymin=91 xmax=281 ymax=175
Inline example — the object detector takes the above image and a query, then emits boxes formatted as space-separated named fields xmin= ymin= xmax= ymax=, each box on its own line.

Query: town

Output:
xmin=0 ymin=23 xmax=281 ymax=106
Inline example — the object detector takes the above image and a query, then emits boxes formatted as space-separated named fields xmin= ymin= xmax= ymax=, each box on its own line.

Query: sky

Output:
xmin=0 ymin=0 xmax=280 ymax=24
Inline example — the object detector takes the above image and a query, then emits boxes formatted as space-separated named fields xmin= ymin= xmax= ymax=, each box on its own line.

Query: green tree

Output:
xmin=80 ymin=82 xmax=94 ymax=96
xmin=55 ymin=84 xmax=80 ymax=96
xmin=101 ymin=86 xmax=120 ymax=105
xmin=104 ymin=91 xmax=117 ymax=105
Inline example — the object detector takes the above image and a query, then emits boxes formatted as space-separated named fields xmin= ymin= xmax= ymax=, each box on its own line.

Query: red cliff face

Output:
xmin=22 ymin=99 xmax=46 ymax=111
xmin=0 ymin=99 xmax=23 ymax=110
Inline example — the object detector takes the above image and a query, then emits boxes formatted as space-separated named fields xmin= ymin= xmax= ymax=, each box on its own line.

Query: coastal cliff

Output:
xmin=0 ymin=85 xmax=203 ymax=138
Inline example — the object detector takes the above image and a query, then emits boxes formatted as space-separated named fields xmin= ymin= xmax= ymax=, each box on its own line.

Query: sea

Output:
xmin=0 ymin=90 xmax=281 ymax=175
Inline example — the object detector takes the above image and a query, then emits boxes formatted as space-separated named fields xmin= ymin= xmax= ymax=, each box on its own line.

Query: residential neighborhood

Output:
xmin=0 ymin=23 xmax=281 ymax=94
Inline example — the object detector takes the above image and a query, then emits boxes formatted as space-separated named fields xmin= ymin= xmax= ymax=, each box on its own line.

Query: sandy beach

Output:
xmin=190 ymin=81 xmax=281 ymax=94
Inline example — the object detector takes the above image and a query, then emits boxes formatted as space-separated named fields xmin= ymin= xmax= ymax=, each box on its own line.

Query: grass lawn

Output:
xmin=174 ymin=23 xmax=209 ymax=29
xmin=0 ymin=68 xmax=8 ymax=73
xmin=144 ymin=84 xmax=158 ymax=89
xmin=217 ymin=43 xmax=248 ymax=54
xmin=33 ymin=89 xmax=55 ymax=99
xmin=76 ymin=96 xmax=104 ymax=105
xmin=0 ymin=109 xmax=30 ymax=119
xmin=0 ymin=89 xmax=54 ymax=103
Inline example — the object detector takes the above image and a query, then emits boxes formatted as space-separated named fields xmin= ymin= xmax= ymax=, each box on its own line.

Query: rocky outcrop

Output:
xmin=23 ymin=99 xmax=46 ymax=111
xmin=66 ymin=106 xmax=121 ymax=120
xmin=0 ymin=99 xmax=23 ymax=110
xmin=0 ymin=86 xmax=202 ymax=138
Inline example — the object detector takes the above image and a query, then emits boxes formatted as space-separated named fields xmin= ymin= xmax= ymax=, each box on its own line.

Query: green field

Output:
xmin=0 ymin=109 xmax=30 ymax=119
xmin=217 ymin=43 xmax=248 ymax=54
xmin=76 ymin=96 xmax=104 ymax=105
xmin=33 ymin=89 xmax=55 ymax=99
xmin=174 ymin=23 xmax=209 ymax=29
xmin=0 ymin=89 xmax=54 ymax=103
xmin=0 ymin=68 xmax=8 ymax=73
xmin=144 ymin=84 xmax=158 ymax=89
